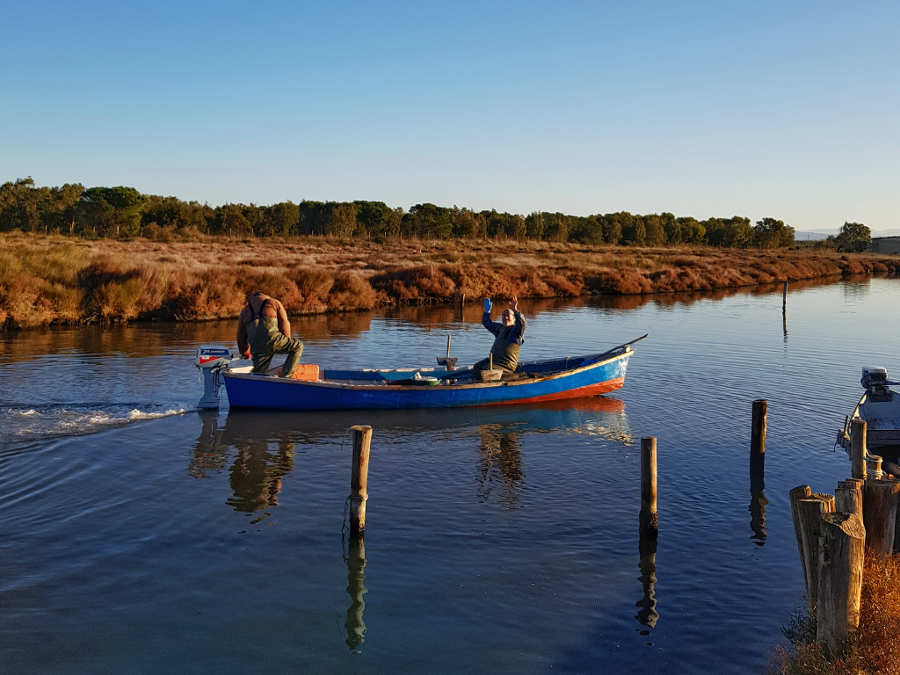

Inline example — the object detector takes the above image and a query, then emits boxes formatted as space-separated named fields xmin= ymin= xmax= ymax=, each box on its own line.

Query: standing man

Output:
xmin=237 ymin=290 xmax=304 ymax=377
xmin=474 ymin=295 xmax=527 ymax=373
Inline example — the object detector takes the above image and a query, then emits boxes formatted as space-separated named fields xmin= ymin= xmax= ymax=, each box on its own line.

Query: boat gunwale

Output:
xmin=222 ymin=347 xmax=632 ymax=393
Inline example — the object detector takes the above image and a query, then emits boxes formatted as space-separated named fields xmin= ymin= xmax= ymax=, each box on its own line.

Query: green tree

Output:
xmin=753 ymin=217 xmax=795 ymax=248
xmin=410 ymin=203 xmax=451 ymax=238
xmin=525 ymin=211 xmax=544 ymax=240
xmin=834 ymin=221 xmax=871 ymax=253
xmin=77 ymin=186 xmax=144 ymax=238
xmin=643 ymin=214 xmax=666 ymax=246
xmin=354 ymin=201 xmax=393 ymax=239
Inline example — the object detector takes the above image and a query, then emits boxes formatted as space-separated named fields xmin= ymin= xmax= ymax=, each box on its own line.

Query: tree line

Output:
xmin=0 ymin=177 xmax=871 ymax=250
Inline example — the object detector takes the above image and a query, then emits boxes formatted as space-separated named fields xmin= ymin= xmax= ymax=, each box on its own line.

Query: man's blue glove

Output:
xmin=483 ymin=298 xmax=492 ymax=312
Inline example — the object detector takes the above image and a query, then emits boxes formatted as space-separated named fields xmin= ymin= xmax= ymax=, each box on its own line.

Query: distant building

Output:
xmin=871 ymin=236 xmax=900 ymax=254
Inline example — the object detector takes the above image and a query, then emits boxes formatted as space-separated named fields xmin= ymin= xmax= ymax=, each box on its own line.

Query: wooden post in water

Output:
xmin=862 ymin=479 xmax=900 ymax=555
xmin=797 ymin=494 xmax=836 ymax=611
xmin=349 ymin=425 xmax=373 ymax=536
xmin=816 ymin=512 xmax=865 ymax=655
xmin=640 ymin=437 xmax=658 ymax=537
xmin=782 ymin=281 xmax=788 ymax=336
xmin=850 ymin=419 xmax=867 ymax=480
xmin=749 ymin=401 xmax=768 ymax=544
xmin=750 ymin=399 xmax=767 ymax=487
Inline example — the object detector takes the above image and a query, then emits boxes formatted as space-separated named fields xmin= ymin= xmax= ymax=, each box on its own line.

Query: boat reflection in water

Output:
xmin=191 ymin=396 xmax=629 ymax=515
xmin=189 ymin=396 xmax=629 ymax=649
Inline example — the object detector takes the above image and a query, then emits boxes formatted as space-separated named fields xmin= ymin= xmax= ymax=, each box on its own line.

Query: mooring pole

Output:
xmin=850 ymin=419 xmax=867 ymax=480
xmin=750 ymin=399 xmax=767 ymax=487
xmin=640 ymin=436 xmax=658 ymax=537
xmin=349 ymin=425 xmax=373 ymax=536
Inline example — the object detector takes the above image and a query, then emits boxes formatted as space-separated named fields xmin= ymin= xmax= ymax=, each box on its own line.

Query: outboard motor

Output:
xmin=861 ymin=366 xmax=889 ymax=391
xmin=196 ymin=346 xmax=233 ymax=409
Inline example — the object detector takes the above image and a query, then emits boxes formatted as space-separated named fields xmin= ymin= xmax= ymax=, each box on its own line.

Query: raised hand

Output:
xmin=510 ymin=295 xmax=518 ymax=312
xmin=483 ymin=297 xmax=492 ymax=312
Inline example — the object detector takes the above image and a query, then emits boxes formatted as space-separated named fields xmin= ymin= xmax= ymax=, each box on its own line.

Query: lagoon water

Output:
xmin=3 ymin=279 xmax=900 ymax=673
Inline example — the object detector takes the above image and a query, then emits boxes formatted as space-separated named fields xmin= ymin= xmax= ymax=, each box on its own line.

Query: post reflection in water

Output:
xmin=636 ymin=532 xmax=659 ymax=630
xmin=749 ymin=460 xmax=768 ymax=545
xmin=344 ymin=534 xmax=367 ymax=651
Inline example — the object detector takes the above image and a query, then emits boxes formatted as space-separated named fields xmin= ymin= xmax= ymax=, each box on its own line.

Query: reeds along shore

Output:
xmin=2 ymin=233 xmax=899 ymax=329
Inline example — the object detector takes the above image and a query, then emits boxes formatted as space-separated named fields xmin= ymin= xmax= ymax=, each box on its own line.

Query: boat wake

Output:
xmin=1 ymin=402 xmax=191 ymax=447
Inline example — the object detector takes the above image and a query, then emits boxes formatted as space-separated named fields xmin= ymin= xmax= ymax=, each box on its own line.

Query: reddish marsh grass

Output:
xmin=2 ymin=233 xmax=899 ymax=328
xmin=773 ymin=553 xmax=900 ymax=674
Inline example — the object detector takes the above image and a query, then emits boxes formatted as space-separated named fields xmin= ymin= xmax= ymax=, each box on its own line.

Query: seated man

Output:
xmin=474 ymin=295 xmax=526 ymax=373
xmin=236 ymin=290 xmax=304 ymax=377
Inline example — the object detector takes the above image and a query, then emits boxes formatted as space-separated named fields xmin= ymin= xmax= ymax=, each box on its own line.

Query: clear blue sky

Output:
xmin=2 ymin=1 xmax=898 ymax=232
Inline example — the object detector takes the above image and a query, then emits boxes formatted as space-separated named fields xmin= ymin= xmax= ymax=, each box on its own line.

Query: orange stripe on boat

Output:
xmin=480 ymin=377 xmax=625 ymax=406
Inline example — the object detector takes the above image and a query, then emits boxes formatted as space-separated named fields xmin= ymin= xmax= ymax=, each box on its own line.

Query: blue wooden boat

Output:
xmin=197 ymin=335 xmax=646 ymax=411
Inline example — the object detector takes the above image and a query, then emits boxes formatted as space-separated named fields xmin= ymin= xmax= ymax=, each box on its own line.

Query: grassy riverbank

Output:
xmin=2 ymin=233 xmax=899 ymax=329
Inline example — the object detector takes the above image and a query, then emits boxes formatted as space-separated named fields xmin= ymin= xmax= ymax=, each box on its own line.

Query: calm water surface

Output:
xmin=3 ymin=281 xmax=899 ymax=673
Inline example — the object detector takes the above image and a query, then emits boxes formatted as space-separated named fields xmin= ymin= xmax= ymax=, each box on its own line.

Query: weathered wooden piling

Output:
xmin=797 ymin=494 xmax=836 ymax=610
xmin=640 ymin=436 xmax=658 ymax=536
xmin=349 ymin=425 xmax=373 ymax=536
xmin=862 ymin=479 xmax=900 ymax=555
xmin=750 ymin=399 xmax=767 ymax=485
xmin=850 ymin=419 xmax=867 ymax=480
xmin=790 ymin=485 xmax=813 ymax=587
xmin=835 ymin=478 xmax=864 ymax=515
xmin=816 ymin=512 xmax=865 ymax=654
xmin=782 ymin=281 xmax=789 ymax=335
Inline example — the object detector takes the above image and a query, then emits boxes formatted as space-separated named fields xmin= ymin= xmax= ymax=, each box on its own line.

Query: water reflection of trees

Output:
xmin=0 ymin=313 xmax=377 ymax=364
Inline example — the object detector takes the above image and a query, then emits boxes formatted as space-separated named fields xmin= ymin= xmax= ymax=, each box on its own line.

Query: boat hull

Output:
xmin=223 ymin=351 xmax=630 ymax=411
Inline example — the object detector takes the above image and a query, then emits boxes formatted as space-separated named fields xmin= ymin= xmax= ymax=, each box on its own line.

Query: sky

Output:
xmin=2 ymin=0 xmax=898 ymax=232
